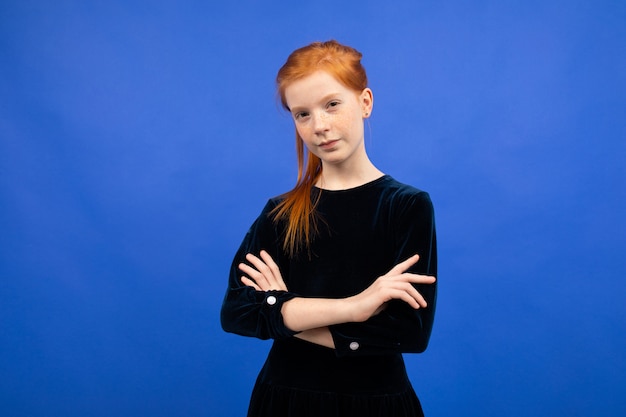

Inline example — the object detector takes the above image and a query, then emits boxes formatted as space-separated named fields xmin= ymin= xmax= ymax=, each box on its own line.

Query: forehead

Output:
xmin=284 ymin=71 xmax=356 ymax=109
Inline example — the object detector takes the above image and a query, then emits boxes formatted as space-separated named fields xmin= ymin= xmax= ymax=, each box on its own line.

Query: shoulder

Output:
xmin=374 ymin=177 xmax=435 ymax=224
xmin=379 ymin=176 xmax=432 ymax=205
xmin=268 ymin=194 xmax=287 ymax=205
xmin=244 ymin=198 xmax=282 ymax=228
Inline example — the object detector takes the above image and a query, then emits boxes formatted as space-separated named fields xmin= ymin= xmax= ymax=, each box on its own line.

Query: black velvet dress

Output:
xmin=221 ymin=175 xmax=437 ymax=417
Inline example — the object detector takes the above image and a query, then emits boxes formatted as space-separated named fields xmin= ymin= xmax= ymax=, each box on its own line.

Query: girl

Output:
xmin=221 ymin=40 xmax=437 ymax=417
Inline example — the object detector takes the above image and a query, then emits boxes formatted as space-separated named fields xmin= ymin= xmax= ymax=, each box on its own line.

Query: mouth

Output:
xmin=319 ymin=139 xmax=339 ymax=149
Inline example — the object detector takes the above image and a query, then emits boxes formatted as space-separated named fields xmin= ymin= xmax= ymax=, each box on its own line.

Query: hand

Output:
xmin=239 ymin=250 xmax=288 ymax=292
xmin=348 ymin=254 xmax=436 ymax=323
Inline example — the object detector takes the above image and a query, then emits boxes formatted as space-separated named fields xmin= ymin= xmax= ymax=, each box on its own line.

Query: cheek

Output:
xmin=335 ymin=113 xmax=362 ymax=134
xmin=295 ymin=124 xmax=312 ymax=142
xmin=333 ymin=111 xmax=352 ymax=125
xmin=299 ymin=136 xmax=321 ymax=157
xmin=294 ymin=126 xmax=319 ymax=155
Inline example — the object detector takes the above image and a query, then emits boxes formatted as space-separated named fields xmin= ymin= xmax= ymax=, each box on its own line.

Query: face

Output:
xmin=284 ymin=71 xmax=373 ymax=168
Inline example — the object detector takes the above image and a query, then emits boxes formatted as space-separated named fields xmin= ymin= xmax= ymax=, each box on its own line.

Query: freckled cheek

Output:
xmin=332 ymin=112 xmax=350 ymax=126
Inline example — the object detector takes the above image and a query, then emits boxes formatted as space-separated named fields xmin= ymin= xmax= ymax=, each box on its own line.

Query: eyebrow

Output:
xmin=289 ymin=92 xmax=342 ymax=114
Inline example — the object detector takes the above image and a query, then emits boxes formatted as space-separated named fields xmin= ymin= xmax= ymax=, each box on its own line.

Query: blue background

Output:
xmin=1 ymin=1 xmax=625 ymax=416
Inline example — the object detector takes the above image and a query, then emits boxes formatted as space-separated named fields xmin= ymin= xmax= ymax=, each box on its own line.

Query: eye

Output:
xmin=327 ymin=100 xmax=340 ymax=109
xmin=294 ymin=111 xmax=310 ymax=121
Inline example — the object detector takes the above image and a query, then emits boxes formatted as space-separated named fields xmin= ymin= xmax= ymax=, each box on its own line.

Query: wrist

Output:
xmin=343 ymin=295 xmax=363 ymax=323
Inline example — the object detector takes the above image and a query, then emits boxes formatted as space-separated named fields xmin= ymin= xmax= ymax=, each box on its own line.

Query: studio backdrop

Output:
xmin=1 ymin=1 xmax=625 ymax=416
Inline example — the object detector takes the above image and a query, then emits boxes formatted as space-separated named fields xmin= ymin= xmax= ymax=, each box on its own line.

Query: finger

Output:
xmin=259 ymin=250 xmax=279 ymax=275
xmin=381 ymin=281 xmax=430 ymax=309
xmin=243 ymin=254 xmax=273 ymax=282
xmin=245 ymin=253 xmax=276 ymax=282
xmin=238 ymin=262 xmax=270 ymax=288
xmin=402 ymin=273 xmax=436 ymax=284
xmin=385 ymin=254 xmax=420 ymax=276
xmin=241 ymin=276 xmax=261 ymax=291
xmin=385 ymin=272 xmax=435 ymax=285
xmin=406 ymin=285 xmax=428 ymax=308
xmin=259 ymin=250 xmax=287 ymax=288
xmin=395 ymin=276 xmax=434 ymax=307
xmin=399 ymin=281 xmax=431 ymax=308
xmin=385 ymin=288 xmax=422 ymax=309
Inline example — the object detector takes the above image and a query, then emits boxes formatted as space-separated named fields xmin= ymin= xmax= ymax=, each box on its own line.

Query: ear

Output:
xmin=360 ymin=88 xmax=374 ymax=118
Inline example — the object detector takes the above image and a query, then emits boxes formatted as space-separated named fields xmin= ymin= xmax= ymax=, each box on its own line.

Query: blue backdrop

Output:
xmin=1 ymin=1 xmax=625 ymax=416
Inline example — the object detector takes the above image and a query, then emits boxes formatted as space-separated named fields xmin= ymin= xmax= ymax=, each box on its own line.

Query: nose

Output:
xmin=312 ymin=111 xmax=330 ymax=135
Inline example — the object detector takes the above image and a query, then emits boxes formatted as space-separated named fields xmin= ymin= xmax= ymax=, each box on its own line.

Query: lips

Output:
xmin=319 ymin=139 xmax=339 ymax=149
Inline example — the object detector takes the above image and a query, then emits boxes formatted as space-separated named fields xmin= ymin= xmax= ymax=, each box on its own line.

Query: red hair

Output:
xmin=271 ymin=40 xmax=368 ymax=256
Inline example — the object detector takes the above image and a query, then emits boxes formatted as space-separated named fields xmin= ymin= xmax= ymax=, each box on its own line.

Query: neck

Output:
xmin=316 ymin=158 xmax=384 ymax=190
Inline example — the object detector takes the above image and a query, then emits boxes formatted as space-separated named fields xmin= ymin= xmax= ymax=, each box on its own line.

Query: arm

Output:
xmin=283 ymin=254 xmax=434 ymax=349
xmin=220 ymin=200 xmax=299 ymax=340
xmin=221 ymin=205 xmax=432 ymax=345
xmin=240 ymin=251 xmax=435 ymax=350
xmin=329 ymin=191 xmax=437 ymax=356
xmin=280 ymin=254 xmax=433 ymax=329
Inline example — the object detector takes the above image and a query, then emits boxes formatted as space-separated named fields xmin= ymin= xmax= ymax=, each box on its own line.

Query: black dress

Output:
xmin=221 ymin=175 xmax=437 ymax=417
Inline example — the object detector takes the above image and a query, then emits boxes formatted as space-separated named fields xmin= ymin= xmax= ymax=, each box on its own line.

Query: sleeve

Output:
xmin=220 ymin=199 xmax=300 ymax=340
xmin=329 ymin=191 xmax=437 ymax=357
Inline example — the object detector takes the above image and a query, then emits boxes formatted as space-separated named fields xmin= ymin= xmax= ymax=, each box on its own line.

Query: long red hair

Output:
xmin=271 ymin=40 xmax=369 ymax=256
